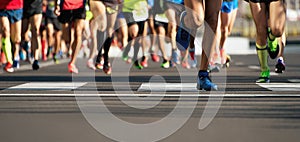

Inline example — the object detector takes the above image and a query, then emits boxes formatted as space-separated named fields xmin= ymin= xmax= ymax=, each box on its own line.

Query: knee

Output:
xmin=270 ymin=26 xmax=284 ymax=37
xmin=221 ymin=26 xmax=227 ymax=37
xmin=189 ymin=13 xmax=204 ymax=28
xmin=13 ymin=36 xmax=21 ymax=44
xmin=129 ymin=25 xmax=139 ymax=39
xmin=158 ymin=30 xmax=165 ymax=36
xmin=2 ymin=27 xmax=10 ymax=38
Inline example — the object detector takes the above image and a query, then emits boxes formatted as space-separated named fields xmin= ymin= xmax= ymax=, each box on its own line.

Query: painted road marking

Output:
xmin=248 ymin=66 xmax=278 ymax=76
xmin=0 ymin=93 xmax=299 ymax=97
xmin=289 ymin=79 xmax=300 ymax=83
xmin=138 ymin=83 xmax=198 ymax=92
xmin=257 ymin=83 xmax=300 ymax=91
xmin=6 ymin=82 xmax=87 ymax=91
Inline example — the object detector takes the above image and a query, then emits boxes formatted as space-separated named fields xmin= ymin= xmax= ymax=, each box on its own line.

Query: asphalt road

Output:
xmin=0 ymin=49 xmax=300 ymax=142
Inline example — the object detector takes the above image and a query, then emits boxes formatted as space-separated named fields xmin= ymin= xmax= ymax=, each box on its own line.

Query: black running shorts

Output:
xmin=58 ymin=8 xmax=86 ymax=24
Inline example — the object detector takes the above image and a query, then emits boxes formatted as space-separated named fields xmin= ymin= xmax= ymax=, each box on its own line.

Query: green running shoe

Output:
xmin=134 ymin=61 xmax=143 ymax=70
xmin=256 ymin=70 xmax=270 ymax=83
xmin=267 ymin=29 xmax=279 ymax=59
xmin=161 ymin=61 xmax=170 ymax=69
xmin=122 ymin=55 xmax=129 ymax=61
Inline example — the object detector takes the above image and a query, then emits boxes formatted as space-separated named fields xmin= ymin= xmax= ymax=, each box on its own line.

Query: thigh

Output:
xmin=184 ymin=0 xmax=205 ymax=27
xmin=165 ymin=8 xmax=176 ymax=25
xmin=10 ymin=20 xmax=22 ymax=43
xmin=249 ymin=2 xmax=267 ymax=32
xmin=106 ymin=12 xmax=118 ymax=36
xmin=21 ymin=18 xmax=30 ymax=36
xmin=228 ymin=9 xmax=237 ymax=33
xmin=61 ymin=23 xmax=71 ymax=42
xmin=0 ymin=16 xmax=10 ymax=36
xmin=30 ymin=14 xmax=43 ymax=31
xmin=47 ymin=22 xmax=54 ymax=36
xmin=269 ymin=0 xmax=286 ymax=35
xmin=74 ymin=19 xmax=85 ymax=36
xmin=205 ymin=0 xmax=222 ymax=31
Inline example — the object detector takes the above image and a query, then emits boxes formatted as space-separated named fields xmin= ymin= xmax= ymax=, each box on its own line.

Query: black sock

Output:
xmin=132 ymin=40 xmax=140 ymax=62
xmin=103 ymin=36 xmax=113 ymax=64
xmin=96 ymin=30 xmax=106 ymax=63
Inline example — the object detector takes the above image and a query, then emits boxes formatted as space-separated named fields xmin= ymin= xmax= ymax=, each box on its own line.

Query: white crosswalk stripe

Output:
xmin=6 ymin=82 xmax=87 ymax=91
xmin=257 ymin=83 xmax=300 ymax=91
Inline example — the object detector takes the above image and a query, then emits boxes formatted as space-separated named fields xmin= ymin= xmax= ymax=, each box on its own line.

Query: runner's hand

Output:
xmin=54 ymin=5 xmax=61 ymax=16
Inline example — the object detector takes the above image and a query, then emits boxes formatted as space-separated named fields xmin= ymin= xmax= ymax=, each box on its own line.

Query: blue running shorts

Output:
xmin=0 ymin=9 xmax=23 ymax=23
xmin=221 ymin=0 xmax=238 ymax=13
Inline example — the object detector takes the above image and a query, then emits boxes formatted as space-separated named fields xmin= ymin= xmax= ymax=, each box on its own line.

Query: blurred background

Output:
xmin=232 ymin=0 xmax=300 ymax=39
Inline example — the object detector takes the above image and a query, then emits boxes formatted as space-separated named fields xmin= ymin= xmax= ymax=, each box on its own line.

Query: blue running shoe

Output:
xmin=13 ymin=60 xmax=20 ymax=69
xmin=176 ymin=11 xmax=191 ymax=51
xmin=196 ymin=71 xmax=218 ymax=91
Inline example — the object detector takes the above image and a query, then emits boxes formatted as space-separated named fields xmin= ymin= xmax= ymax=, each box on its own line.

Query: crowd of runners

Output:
xmin=0 ymin=0 xmax=287 ymax=91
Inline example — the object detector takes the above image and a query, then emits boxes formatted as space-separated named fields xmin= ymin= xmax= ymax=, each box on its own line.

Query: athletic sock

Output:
xmin=256 ymin=43 xmax=269 ymax=73
xmin=132 ymin=41 xmax=140 ymax=62
xmin=2 ymin=37 xmax=13 ymax=64
xmin=95 ymin=30 xmax=106 ymax=63
xmin=103 ymin=36 xmax=113 ymax=63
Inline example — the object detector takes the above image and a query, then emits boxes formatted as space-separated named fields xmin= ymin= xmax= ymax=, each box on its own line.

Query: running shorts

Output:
xmin=221 ymin=0 xmax=238 ymax=13
xmin=245 ymin=0 xmax=280 ymax=3
xmin=23 ymin=0 xmax=43 ymax=19
xmin=100 ymin=0 xmax=119 ymax=14
xmin=0 ymin=9 xmax=23 ymax=23
xmin=58 ymin=8 xmax=86 ymax=24
xmin=123 ymin=12 xmax=146 ymax=35
xmin=154 ymin=20 xmax=168 ymax=31
xmin=46 ymin=17 xmax=62 ymax=31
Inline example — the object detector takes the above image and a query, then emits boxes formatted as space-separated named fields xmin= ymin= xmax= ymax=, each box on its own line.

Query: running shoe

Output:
xmin=275 ymin=57 xmax=285 ymax=73
xmin=222 ymin=55 xmax=231 ymax=68
xmin=4 ymin=62 xmax=14 ymax=73
xmin=151 ymin=53 xmax=160 ymax=62
xmin=68 ymin=63 xmax=79 ymax=74
xmin=267 ymin=28 xmax=279 ymax=59
xmin=161 ymin=60 xmax=170 ymax=69
xmin=181 ymin=60 xmax=190 ymax=69
xmin=103 ymin=62 xmax=112 ymax=75
xmin=190 ymin=59 xmax=197 ymax=68
xmin=256 ymin=70 xmax=270 ymax=83
xmin=53 ymin=54 xmax=60 ymax=64
xmin=196 ymin=71 xmax=218 ymax=91
xmin=176 ymin=11 xmax=191 ymax=51
xmin=134 ymin=61 xmax=143 ymax=70
xmin=13 ymin=60 xmax=20 ymax=69
xmin=122 ymin=55 xmax=132 ymax=64
xmin=87 ymin=59 xmax=96 ymax=70
xmin=32 ymin=60 xmax=39 ymax=70
xmin=172 ymin=49 xmax=180 ymax=64
xmin=95 ymin=56 xmax=104 ymax=70
xmin=208 ymin=64 xmax=220 ymax=73
xmin=140 ymin=56 xmax=148 ymax=68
